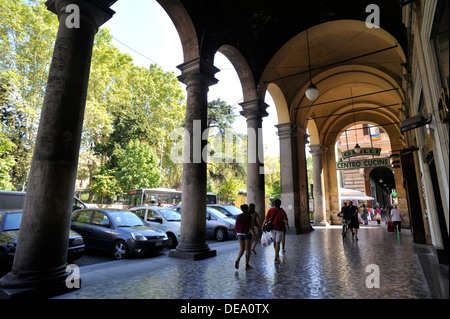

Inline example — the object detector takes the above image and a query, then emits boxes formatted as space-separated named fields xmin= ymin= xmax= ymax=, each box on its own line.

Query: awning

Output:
xmin=341 ymin=195 xmax=374 ymax=201
xmin=340 ymin=188 xmax=374 ymax=201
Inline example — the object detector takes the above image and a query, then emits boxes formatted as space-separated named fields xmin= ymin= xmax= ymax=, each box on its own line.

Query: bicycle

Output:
xmin=341 ymin=218 xmax=350 ymax=240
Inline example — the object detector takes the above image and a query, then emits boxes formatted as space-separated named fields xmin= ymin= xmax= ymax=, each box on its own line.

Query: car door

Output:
xmin=71 ymin=210 xmax=94 ymax=246
xmin=89 ymin=211 xmax=114 ymax=250
xmin=205 ymin=210 xmax=217 ymax=237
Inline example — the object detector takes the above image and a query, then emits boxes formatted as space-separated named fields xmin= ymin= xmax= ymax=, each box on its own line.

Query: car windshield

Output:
xmin=4 ymin=212 xmax=22 ymax=231
xmin=108 ymin=211 xmax=146 ymax=227
xmin=159 ymin=209 xmax=181 ymax=221
xmin=207 ymin=207 xmax=229 ymax=219
xmin=222 ymin=206 xmax=242 ymax=216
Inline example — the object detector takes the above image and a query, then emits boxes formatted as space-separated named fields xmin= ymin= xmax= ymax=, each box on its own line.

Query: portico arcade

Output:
xmin=1 ymin=0 xmax=448 ymax=298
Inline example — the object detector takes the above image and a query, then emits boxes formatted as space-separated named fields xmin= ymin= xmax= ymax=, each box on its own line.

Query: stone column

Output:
xmin=169 ymin=57 xmax=219 ymax=260
xmin=296 ymin=128 xmax=312 ymax=233
xmin=0 ymin=0 xmax=115 ymax=298
xmin=310 ymin=144 xmax=328 ymax=226
xmin=240 ymin=99 xmax=268 ymax=223
xmin=276 ymin=123 xmax=299 ymax=231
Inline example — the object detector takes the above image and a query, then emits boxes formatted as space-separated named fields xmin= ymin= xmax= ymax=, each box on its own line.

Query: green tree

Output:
xmin=113 ymin=139 xmax=161 ymax=193
xmin=0 ymin=131 xmax=16 ymax=190
xmin=0 ymin=0 xmax=58 ymax=188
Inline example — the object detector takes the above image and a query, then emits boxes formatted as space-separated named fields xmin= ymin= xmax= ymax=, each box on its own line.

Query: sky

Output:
xmin=102 ymin=0 xmax=280 ymax=157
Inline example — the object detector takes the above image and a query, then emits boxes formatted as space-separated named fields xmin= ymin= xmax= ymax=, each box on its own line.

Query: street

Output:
xmin=57 ymin=225 xmax=448 ymax=299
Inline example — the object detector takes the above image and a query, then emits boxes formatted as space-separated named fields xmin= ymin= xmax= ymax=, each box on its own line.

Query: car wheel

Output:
xmin=112 ymin=240 xmax=128 ymax=260
xmin=167 ymin=233 xmax=178 ymax=249
xmin=214 ymin=228 xmax=228 ymax=242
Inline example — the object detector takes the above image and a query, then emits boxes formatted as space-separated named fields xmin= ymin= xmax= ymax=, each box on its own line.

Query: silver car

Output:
xmin=172 ymin=206 xmax=236 ymax=241
xmin=130 ymin=206 xmax=181 ymax=249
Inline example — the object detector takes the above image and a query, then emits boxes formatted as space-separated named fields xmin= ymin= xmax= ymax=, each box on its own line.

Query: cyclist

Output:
xmin=343 ymin=200 xmax=359 ymax=240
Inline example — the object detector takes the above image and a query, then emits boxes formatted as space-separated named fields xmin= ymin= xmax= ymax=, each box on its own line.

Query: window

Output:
xmin=92 ymin=212 xmax=109 ymax=226
xmin=134 ymin=209 xmax=146 ymax=219
xmin=75 ymin=211 xmax=92 ymax=223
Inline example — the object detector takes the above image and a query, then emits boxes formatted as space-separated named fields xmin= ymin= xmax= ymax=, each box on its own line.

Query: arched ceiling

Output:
xmin=157 ymin=0 xmax=406 ymax=84
xmin=157 ymin=0 xmax=407 ymax=149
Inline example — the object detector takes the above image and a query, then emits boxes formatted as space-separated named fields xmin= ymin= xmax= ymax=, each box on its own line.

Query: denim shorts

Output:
xmin=237 ymin=233 xmax=252 ymax=241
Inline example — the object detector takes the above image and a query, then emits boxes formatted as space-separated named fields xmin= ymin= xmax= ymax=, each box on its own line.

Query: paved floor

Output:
xmin=55 ymin=224 xmax=447 ymax=300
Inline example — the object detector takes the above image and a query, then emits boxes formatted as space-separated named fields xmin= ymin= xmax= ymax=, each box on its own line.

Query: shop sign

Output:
xmin=342 ymin=147 xmax=381 ymax=159
xmin=336 ymin=157 xmax=390 ymax=170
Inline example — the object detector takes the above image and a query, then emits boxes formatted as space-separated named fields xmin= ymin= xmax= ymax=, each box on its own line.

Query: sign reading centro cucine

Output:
xmin=336 ymin=157 xmax=390 ymax=170
xmin=337 ymin=147 xmax=389 ymax=170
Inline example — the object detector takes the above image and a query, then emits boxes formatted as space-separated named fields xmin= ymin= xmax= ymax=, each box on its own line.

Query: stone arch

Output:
xmin=217 ymin=44 xmax=258 ymax=102
xmin=156 ymin=0 xmax=199 ymax=61
xmin=266 ymin=83 xmax=290 ymax=124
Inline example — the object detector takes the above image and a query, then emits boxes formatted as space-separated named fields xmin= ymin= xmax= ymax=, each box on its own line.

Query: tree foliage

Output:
xmin=0 ymin=0 xmax=187 ymax=200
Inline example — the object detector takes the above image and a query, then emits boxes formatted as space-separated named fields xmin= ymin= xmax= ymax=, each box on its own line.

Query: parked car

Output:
xmin=208 ymin=204 xmax=243 ymax=220
xmin=0 ymin=209 xmax=84 ymax=276
xmin=173 ymin=206 xmax=236 ymax=241
xmin=71 ymin=208 xmax=168 ymax=260
xmin=130 ymin=206 xmax=181 ymax=249
xmin=0 ymin=190 xmax=87 ymax=211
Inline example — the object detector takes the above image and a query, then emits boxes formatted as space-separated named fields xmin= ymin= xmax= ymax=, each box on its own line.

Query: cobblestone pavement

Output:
xmin=56 ymin=225 xmax=435 ymax=299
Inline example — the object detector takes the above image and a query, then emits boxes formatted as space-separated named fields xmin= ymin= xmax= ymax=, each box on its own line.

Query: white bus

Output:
xmin=128 ymin=188 xmax=217 ymax=208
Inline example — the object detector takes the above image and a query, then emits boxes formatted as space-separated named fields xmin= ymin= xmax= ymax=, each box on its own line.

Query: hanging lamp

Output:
xmin=350 ymin=88 xmax=360 ymax=152
xmin=305 ymin=29 xmax=318 ymax=101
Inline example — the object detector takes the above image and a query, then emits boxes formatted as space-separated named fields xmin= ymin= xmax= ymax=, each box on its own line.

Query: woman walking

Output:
xmin=248 ymin=203 xmax=262 ymax=254
xmin=235 ymin=204 xmax=254 ymax=270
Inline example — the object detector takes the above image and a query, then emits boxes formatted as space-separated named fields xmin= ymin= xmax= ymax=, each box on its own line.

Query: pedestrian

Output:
xmin=390 ymin=205 xmax=402 ymax=233
xmin=344 ymin=200 xmax=359 ymax=240
xmin=248 ymin=203 xmax=262 ymax=254
xmin=361 ymin=204 xmax=369 ymax=225
xmin=235 ymin=204 xmax=254 ymax=270
xmin=374 ymin=206 xmax=381 ymax=226
xmin=261 ymin=199 xmax=290 ymax=264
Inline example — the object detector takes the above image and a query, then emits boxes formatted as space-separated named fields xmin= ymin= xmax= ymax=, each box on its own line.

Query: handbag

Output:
xmin=263 ymin=208 xmax=280 ymax=232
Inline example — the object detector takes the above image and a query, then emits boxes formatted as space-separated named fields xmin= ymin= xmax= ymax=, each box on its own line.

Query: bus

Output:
xmin=127 ymin=188 xmax=217 ymax=208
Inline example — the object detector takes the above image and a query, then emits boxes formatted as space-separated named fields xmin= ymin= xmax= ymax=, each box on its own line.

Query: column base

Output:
xmin=169 ymin=242 xmax=216 ymax=261
xmin=169 ymin=249 xmax=217 ymax=261
xmin=315 ymin=220 xmax=329 ymax=227
xmin=0 ymin=267 xmax=76 ymax=299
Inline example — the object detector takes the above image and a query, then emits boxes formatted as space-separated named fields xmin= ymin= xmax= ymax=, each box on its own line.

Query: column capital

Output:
xmin=46 ymin=0 xmax=116 ymax=29
xmin=239 ymin=99 xmax=269 ymax=120
xmin=177 ymin=57 xmax=219 ymax=87
xmin=309 ymin=144 xmax=324 ymax=156
xmin=276 ymin=122 xmax=297 ymax=140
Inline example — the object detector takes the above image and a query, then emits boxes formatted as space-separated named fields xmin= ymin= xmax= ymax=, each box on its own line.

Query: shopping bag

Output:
xmin=387 ymin=221 xmax=395 ymax=232
xmin=261 ymin=231 xmax=273 ymax=247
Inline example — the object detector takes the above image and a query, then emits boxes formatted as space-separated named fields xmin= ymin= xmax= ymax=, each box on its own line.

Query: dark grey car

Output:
xmin=71 ymin=208 xmax=168 ymax=260
xmin=0 ymin=209 xmax=84 ymax=276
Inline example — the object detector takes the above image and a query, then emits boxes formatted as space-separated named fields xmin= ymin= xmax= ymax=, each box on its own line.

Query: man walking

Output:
xmin=262 ymin=199 xmax=289 ymax=264
xmin=390 ymin=205 xmax=402 ymax=233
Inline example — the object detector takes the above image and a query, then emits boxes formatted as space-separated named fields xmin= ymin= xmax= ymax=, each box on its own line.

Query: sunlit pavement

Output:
xmin=55 ymin=224 xmax=448 ymax=299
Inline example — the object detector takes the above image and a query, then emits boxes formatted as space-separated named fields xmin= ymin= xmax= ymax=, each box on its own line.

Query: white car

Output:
xmin=130 ymin=206 xmax=181 ymax=249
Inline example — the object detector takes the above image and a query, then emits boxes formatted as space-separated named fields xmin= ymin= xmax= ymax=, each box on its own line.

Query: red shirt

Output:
xmin=266 ymin=207 xmax=288 ymax=231
xmin=236 ymin=212 xmax=252 ymax=234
